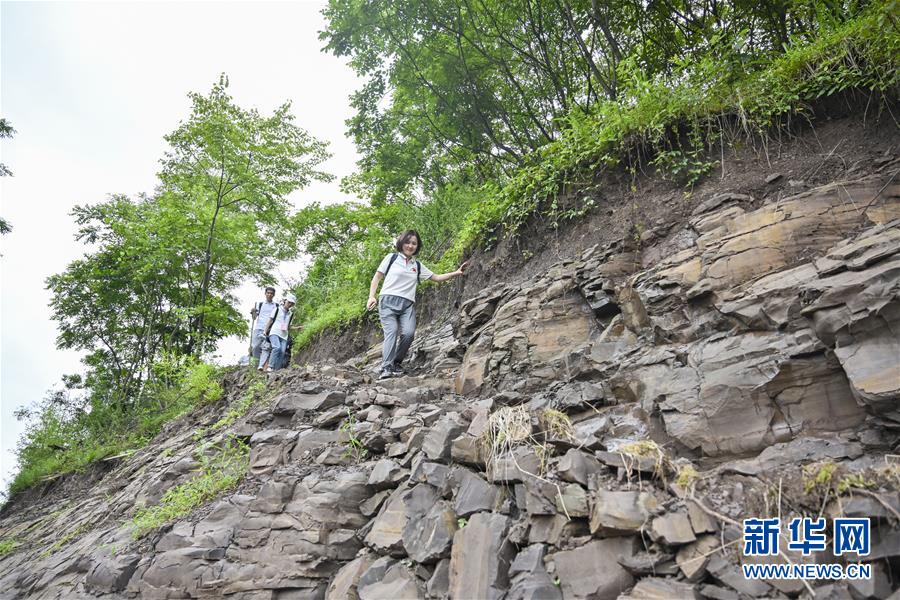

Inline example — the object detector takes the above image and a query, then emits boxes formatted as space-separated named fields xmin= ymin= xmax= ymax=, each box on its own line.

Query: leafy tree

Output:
xmin=46 ymin=75 xmax=333 ymax=412
xmin=47 ymin=195 xmax=190 ymax=409
xmin=158 ymin=75 xmax=333 ymax=351
xmin=320 ymin=0 xmax=871 ymax=203
xmin=1 ymin=118 xmax=15 ymax=234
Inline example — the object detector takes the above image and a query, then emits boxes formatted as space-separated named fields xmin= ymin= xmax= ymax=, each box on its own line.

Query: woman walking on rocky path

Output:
xmin=367 ymin=230 xmax=468 ymax=380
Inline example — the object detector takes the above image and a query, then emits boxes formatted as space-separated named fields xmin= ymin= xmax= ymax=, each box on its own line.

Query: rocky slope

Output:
xmin=1 ymin=139 xmax=899 ymax=598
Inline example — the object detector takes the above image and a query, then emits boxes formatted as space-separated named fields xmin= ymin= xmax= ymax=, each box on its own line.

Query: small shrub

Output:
xmin=651 ymin=148 xmax=717 ymax=188
xmin=618 ymin=439 xmax=672 ymax=482
xmin=803 ymin=461 xmax=838 ymax=494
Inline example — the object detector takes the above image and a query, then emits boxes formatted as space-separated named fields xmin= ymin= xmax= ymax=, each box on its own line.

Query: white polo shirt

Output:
xmin=377 ymin=252 xmax=434 ymax=302
xmin=269 ymin=306 xmax=293 ymax=340
xmin=252 ymin=301 xmax=278 ymax=331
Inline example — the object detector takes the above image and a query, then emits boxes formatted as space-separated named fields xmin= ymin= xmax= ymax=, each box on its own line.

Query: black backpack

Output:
xmin=384 ymin=252 xmax=421 ymax=284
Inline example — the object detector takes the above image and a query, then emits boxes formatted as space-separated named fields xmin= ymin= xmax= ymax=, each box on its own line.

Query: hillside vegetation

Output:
xmin=294 ymin=0 xmax=900 ymax=347
xmin=5 ymin=0 xmax=899 ymax=499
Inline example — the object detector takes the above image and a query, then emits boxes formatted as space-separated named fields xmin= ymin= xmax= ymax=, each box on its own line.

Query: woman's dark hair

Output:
xmin=395 ymin=230 xmax=423 ymax=255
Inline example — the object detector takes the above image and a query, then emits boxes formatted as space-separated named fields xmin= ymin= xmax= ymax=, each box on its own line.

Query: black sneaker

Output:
xmin=378 ymin=369 xmax=394 ymax=380
xmin=389 ymin=365 xmax=405 ymax=376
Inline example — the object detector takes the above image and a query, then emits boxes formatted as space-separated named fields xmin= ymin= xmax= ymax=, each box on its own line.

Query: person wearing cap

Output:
xmin=250 ymin=286 xmax=278 ymax=366
xmin=260 ymin=293 xmax=297 ymax=371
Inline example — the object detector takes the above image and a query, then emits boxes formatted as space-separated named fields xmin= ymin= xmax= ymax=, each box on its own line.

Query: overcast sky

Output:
xmin=0 ymin=1 xmax=362 ymax=493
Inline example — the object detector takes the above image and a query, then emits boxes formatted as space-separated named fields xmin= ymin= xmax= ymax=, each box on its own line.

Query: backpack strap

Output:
xmin=383 ymin=252 xmax=399 ymax=277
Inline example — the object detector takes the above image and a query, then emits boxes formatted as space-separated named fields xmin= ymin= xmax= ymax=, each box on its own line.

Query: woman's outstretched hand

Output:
xmin=459 ymin=260 xmax=470 ymax=273
xmin=367 ymin=296 xmax=378 ymax=310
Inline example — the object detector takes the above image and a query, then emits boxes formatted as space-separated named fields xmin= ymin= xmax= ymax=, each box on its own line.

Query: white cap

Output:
xmin=285 ymin=293 xmax=297 ymax=304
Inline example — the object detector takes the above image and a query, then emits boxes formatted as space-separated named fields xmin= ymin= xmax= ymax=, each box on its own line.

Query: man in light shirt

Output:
xmin=260 ymin=293 xmax=296 ymax=372
xmin=250 ymin=287 xmax=278 ymax=367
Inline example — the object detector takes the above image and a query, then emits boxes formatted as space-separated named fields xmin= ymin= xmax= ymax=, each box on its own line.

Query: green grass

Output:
xmin=130 ymin=438 xmax=248 ymax=538
xmin=8 ymin=360 xmax=226 ymax=498
xmin=40 ymin=522 xmax=90 ymax=557
xmin=0 ymin=539 xmax=20 ymax=556
xmin=209 ymin=376 xmax=265 ymax=431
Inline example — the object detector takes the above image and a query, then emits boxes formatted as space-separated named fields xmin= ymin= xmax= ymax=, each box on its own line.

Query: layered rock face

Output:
xmin=453 ymin=169 xmax=900 ymax=457
xmin=1 ymin=167 xmax=898 ymax=599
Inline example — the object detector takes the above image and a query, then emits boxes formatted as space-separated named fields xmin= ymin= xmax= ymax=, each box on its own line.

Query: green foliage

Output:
xmin=651 ymin=148 xmax=717 ymax=189
xmin=0 ymin=539 xmax=20 ymax=556
xmin=0 ymin=117 xmax=14 ymax=234
xmin=130 ymin=437 xmax=249 ymax=538
xmin=12 ymin=76 xmax=329 ymax=497
xmin=439 ymin=1 xmax=899 ymax=254
xmin=210 ymin=375 xmax=266 ymax=431
xmin=340 ymin=409 xmax=369 ymax=462
xmin=158 ymin=74 xmax=332 ymax=353
xmin=322 ymin=0 xmax=860 ymax=202
xmin=46 ymin=76 xmax=332 ymax=394
xmin=8 ymin=359 xmax=223 ymax=497
xmin=150 ymin=356 xmax=224 ymax=412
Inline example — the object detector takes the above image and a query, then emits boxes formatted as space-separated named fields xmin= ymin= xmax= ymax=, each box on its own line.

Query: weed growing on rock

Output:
xmin=532 ymin=443 xmax=552 ymax=478
xmin=618 ymin=439 xmax=673 ymax=483
xmin=802 ymin=460 xmax=884 ymax=502
xmin=802 ymin=461 xmax=838 ymax=494
xmin=130 ymin=437 xmax=249 ymax=538
xmin=537 ymin=409 xmax=574 ymax=441
xmin=41 ymin=522 xmax=89 ymax=557
xmin=675 ymin=464 xmax=700 ymax=489
xmin=484 ymin=406 xmax=532 ymax=461
xmin=211 ymin=376 xmax=266 ymax=431
xmin=340 ymin=409 xmax=369 ymax=462
xmin=0 ymin=539 xmax=20 ymax=556
xmin=482 ymin=405 xmax=573 ymax=516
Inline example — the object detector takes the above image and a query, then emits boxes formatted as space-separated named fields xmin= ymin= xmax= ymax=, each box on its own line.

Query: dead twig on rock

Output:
xmin=848 ymin=487 xmax=900 ymax=522
xmin=689 ymin=495 xmax=817 ymax=598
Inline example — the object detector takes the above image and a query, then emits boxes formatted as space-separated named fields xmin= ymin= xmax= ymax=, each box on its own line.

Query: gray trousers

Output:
xmin=379 ymin=295 xmax=416 ymax=370
xmin=260 ymin=334 xmax=287 ymax=370
xmin=250 ymin=329 xmax=267 ymax=359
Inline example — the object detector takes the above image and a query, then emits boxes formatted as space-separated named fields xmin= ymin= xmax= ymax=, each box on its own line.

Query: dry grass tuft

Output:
xmin=538 ymin=408 xmax=574 ymax=441
xmin=483 ymin=405 xmax=533 ymax=462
